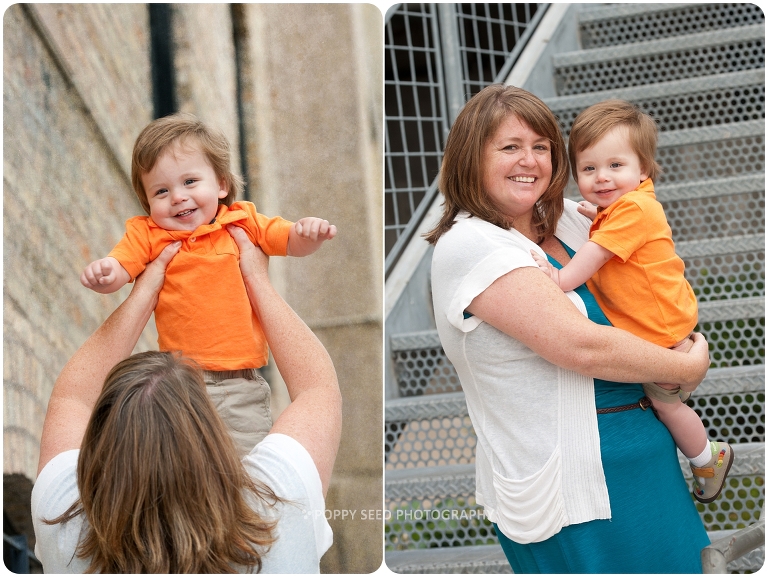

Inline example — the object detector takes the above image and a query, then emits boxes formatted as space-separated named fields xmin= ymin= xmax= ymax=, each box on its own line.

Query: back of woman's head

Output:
xmin=51 ymin=351 xmax=278 ymax=573
xmin=426 ymin=84 xmax=568 ymax=244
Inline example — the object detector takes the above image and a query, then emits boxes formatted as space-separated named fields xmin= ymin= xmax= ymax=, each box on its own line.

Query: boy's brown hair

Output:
xmin=568 ymin=99 xmax=661 ymax=182
xmin=131 ymin=113 xmax=244 ymax=214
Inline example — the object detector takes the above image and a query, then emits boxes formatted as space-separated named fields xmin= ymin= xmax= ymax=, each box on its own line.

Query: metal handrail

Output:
xmin=701 ymin=519 xmax=765 ymax=573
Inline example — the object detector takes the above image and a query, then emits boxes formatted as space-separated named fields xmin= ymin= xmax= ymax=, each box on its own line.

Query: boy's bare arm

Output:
xmin=531 ymin=241 xmax=614 ymax=292
xmin=287 ymin=217 xmax=337 ymax=257
xmin=81 ymin=256 xmax=132 ymax=294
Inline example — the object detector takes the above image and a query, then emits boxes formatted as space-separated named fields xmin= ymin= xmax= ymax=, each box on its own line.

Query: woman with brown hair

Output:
xmin=31 ymin=227 xmax=341 ymax=573
xmin=427 ymin=84 xmax=711 ymax=572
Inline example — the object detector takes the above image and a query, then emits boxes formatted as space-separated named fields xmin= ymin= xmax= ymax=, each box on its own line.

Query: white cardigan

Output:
xmin=431 ymin=200 xmax=611 ymax=543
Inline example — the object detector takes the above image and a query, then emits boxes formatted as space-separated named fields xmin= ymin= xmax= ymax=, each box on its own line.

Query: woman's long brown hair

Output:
xmin=46 ymin=351 xmax=280 ymax=573
xmin=425 ymin=84 xmax=569 ymax=245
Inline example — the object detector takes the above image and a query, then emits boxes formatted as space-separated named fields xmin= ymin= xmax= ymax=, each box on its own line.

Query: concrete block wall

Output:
xmin=4 ymin=3 xmax=383 ymax=573
xmin=237 ymin=5 xmax=383 ymax=572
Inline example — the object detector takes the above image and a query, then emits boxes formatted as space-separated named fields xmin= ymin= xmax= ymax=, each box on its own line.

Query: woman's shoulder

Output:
xmin=435 ymin=213 xmax=526 ymax=256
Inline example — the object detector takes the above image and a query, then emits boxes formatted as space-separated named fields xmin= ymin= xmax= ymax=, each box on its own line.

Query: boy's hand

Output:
xmin=287 ymin=217 xmax=337 ymax=257
xmin=81 ymin=257 xmax=130 ymax=294
xmin=577 ymin=201 xmax=598 ymax=221
xmin=530 ymin=250 xmax=561 ymax=286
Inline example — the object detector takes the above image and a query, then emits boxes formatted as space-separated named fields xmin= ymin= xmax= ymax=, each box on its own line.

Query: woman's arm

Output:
xmin=228 ymin=226 xmax=341 ymax=496
xmin=37 ymin=242 xmax=181 ymax=476
xmin=466 ymin=266 xmax=710 ymax=389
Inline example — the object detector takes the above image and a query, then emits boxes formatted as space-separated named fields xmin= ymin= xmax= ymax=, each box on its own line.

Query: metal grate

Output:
xmin=456 ymin=3 xmax=543 ymax=97
xmin=386 ymin=492 xmax=494 ymax=550
xmin=664 ymin=193 xmax=765 ymax=243
xmin=702 ymin=317 xmax=765 ymax=369
xmin=553 ymin=83 xmax=765 ymax=137
xmin=384 ymin=3 xmax=547 ymax=271
xmin=386 ymin=415 xmax=476 ymax=470
xmin=684 ymin=252 xmax=765 ymax=303
xmin=393 ymin=347 xmax=462 ymax=397
xmin=580 ymin=4 xmax=765 ymax=49
xmin=690 ymin=391 xmax=765 ymax=444
xmin=385 ymin=4 xmax=446 ymax=258
xmin=656 ymin=135 xmax=765 ymax=184
xmin=556 ymin=34 xmax=765 ymax=96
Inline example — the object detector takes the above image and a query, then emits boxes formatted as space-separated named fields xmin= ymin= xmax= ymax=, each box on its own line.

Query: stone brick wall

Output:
xmin=3 ymin=4 xmax=382 ymax=572
xmin=3 ymin=2 xmax=157 ymax=551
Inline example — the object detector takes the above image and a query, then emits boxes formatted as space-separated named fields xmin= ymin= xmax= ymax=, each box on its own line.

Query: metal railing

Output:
xmin=384 ymin=3 xmax=548 ymax=277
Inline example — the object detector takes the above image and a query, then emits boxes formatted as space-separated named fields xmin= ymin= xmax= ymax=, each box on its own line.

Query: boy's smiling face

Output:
xmin=142 ymin=142 xmax=228 ymax=231
xmin=575 ymin=125 xmax=648 ymax=209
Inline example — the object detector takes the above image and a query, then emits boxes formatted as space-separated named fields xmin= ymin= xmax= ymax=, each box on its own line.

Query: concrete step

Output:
xmin=545 ymin=69 xmax=764 ymax=136
xmin=553 ymin=24 xmax=764 ymax=95
xmin=577 ymin=3 xmax=765 ymax=49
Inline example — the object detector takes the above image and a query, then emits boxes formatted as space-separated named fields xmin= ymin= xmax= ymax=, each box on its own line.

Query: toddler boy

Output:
xmin=531 ymin=100 xmax=732 ymax=503
xmin=82 ymin=113 xmax=336 ymax=455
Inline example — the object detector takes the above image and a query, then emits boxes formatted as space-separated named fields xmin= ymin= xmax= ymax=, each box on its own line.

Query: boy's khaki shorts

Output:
xmin=204 ymin=369 xmax=272 ymax=457
xmin=643 ymin=381 xmax=692 ymax=404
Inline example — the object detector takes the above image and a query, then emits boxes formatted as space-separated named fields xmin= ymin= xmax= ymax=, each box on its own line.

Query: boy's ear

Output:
xmin=218 ymin=178 xmax=229 ymax=199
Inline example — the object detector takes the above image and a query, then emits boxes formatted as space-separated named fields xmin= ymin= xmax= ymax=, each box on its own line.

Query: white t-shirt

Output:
xmin=31 ymin=433 xmax=332 ymax=573
xmin=430 ymin=200 xmax=611 ymax=544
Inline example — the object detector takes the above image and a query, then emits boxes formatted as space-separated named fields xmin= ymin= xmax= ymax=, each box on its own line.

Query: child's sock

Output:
xmin=689 ymin=441 xmax=713 ymax=484
xmin=689 ymin=441 xmax=713 ymax=467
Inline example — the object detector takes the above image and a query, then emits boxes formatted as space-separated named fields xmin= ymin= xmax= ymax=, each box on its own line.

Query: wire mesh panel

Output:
xmin=384 ymin=3 xmax=547 ymax=267
xmin=580 ymin=3 xmax=766 ymax=49
xmin=456 ymin=3 xmax=543 ymax=97
xmin=385 ymin=4 xmax=447 ymax=257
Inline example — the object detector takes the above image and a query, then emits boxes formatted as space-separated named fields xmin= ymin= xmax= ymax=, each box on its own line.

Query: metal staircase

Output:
xmin=385 ymin=4 xmax=765 ymax=573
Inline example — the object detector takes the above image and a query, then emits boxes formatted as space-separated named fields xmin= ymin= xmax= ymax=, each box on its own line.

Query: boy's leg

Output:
xmin=647 ymin=394 xmax=708 ymax=458
xmin=205 ymin=369 xmax=272 ymax=457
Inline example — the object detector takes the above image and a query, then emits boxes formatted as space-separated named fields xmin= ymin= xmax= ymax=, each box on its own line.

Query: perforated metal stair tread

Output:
xmin=546 ymin=68 xmax=765 ymax=116
xmin=385 ymin=365 xmax=765 ymax=422
xmin=385 ymin=529 xmax=763 ymax=574
xmin=386 ymin=544 xmax=510 ymax=574
xmin=577 ymin=3 xmax=765 ymax=49
xmin=554 ymin=24 xmax=765 ymax=68
xmin=387 ymin=443 xmax=764 ymax=498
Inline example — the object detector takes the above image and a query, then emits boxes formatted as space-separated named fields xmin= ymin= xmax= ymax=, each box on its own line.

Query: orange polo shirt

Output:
xmin=586 ymin=179 xmax=697 ymax=347
xmin=109 ymin=201 xmax=292 ymax=370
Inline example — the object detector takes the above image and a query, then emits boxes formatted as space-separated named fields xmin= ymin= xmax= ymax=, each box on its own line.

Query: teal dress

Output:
xmin=494 ymin=243 xmax=710 ymax=573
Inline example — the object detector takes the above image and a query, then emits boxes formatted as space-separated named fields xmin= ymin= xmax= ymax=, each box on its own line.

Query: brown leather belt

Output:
xmin=596 ymin=396 xmax=652 ymax=414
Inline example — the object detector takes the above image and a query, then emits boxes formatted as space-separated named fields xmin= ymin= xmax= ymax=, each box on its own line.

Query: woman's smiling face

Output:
xmin=482 ymin=114 xmax=552 ymax=222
